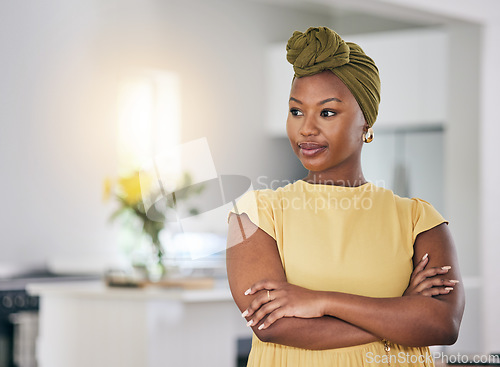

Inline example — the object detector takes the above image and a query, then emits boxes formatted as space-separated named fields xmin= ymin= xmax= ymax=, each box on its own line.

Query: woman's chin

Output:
xmin=300 ymin=161 xmax=330 ymax=172
xmin=294 ymin=151 xmax=335 ymax=172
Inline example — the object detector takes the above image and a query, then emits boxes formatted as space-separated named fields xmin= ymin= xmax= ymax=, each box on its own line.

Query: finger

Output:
xmin=258 ymin=308 xmax=287 ymax=330
xmin=411 ymin=266 xmax=452 ymax=286
xmin=421 ymin=287 xmax=454 ymax=297
xmin=247 ymin=300 xmax=282 ymax=328
xmin=418 ymin=278 xmax=459 ymax=291
xmin=420 ymin=288 xmax=444 ymax=297
xmin=438 ymin=287 xmax=455 ymax=295
xmin=245 ymin=279 xmax=279 ymax=295
xmin=243 ymin=290 xmax=271 ymax=318
xmin=419 ymin=266 xmax=452 ymax=279
xmin=414 ymin=278 xmax=460 ymax=294
xmin=411 ymin=253 xmax=429 ymax=280
xmin=414 ymin=277 xmax=450 ymax=293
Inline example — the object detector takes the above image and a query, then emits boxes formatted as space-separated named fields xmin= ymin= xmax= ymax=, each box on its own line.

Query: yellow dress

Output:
xmin=228 ymin=180 xmax=447 ymax=367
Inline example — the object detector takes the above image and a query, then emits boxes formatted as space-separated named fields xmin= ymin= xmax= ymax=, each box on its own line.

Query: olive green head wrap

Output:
xmin=286 ymin=26 xmax=381 ymax=127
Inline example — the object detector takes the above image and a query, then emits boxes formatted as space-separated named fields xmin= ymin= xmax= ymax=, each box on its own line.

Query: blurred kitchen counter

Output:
xmin=27 ymin=280 xmax=252 ymax=367
xmin=27 ymin=278 xmax=233 ymax=301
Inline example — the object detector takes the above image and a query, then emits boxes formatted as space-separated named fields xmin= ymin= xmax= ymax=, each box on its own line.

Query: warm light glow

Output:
xmin=116 ymin=70 xmax=181 ymax=176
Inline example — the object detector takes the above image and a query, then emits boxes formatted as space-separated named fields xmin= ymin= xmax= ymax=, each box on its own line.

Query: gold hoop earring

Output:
xmin=363 ymin=127 xmax=374 ymax=143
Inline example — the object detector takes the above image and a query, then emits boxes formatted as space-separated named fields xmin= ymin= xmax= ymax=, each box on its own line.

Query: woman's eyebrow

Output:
xmin=289 ymin=97 xmax=343 ymax=104
xmin=319 ymin=97 xmax=343 ymax=104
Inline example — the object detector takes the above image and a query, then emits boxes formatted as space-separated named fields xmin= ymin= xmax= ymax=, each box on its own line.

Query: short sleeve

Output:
xmin=227 ymin=190 xmax=277 ymax=240
xmin=411 ymin=198 xmax=448 ymax=243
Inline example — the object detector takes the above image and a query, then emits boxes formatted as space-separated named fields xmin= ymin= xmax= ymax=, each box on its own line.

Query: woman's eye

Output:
xmin=321 ymin=110 xmax=336 ymax=117
xmin=290 ymin=108 xmax=303 ymax=116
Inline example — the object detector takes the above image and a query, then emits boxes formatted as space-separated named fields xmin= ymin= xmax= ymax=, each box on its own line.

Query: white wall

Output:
xmin=0 ymin=0 xmax=330 ymax=269
xmin=0 ymin=0 xmax=118 ymax=271
xmin=444 ymin=21 xmax=481 ymax=354
xmin=372 ymin=0 xmax=500 ymax=355
xmin=479 ymin=20 xmax=500 ymax=356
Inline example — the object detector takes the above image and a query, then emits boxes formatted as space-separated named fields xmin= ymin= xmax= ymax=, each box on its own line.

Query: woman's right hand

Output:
xmin=403 ymin=253 xmax=460 ymax=297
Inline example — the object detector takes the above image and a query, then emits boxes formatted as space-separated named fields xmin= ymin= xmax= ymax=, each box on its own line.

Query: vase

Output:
xmin=147 ymin=237 xmax=167 ymax=282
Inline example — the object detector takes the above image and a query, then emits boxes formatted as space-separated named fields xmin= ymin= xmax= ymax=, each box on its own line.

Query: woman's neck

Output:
xmin=303 ymin=166 xmax=367 ymax=187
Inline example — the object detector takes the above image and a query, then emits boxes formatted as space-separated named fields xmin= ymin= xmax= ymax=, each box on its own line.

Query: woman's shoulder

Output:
xmin=369 ymin=183 xmax=444 ymax=219
xmin=232 ymin=180 xmax=303 ymax=212
xmin=231 ymin=185 xmax=283 ymax=211
xmin=369 ymin=183 xmax=426 ymax=202
xmin=246 ymin=180 xmax=300 ymax=196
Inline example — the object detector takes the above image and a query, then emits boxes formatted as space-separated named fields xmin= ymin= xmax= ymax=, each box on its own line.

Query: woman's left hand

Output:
xmin=242 ymin=280 xmax=326 ymax=330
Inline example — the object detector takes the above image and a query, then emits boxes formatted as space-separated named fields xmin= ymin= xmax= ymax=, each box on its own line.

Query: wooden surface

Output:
xmin=105 ymin=275 xmax=215 ymax=289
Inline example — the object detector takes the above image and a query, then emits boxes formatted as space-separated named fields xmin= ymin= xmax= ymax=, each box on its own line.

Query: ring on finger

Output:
xmin=267 ymin=290 xmax=271 ymax=301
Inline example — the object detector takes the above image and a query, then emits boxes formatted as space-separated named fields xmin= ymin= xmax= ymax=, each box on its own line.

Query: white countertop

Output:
xmin=26 ymin=279 xmax=234 ymax=303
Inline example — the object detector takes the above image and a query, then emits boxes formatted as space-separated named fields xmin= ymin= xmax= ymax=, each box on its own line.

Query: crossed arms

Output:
xmin=226 ymin=213 xmax=465 ymax=350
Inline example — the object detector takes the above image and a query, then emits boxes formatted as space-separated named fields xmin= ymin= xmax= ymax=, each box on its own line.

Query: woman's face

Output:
xmin=286 ymin=70 xmax=366 ymax=175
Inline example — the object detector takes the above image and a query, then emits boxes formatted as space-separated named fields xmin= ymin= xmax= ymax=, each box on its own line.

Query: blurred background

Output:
xmin=0 ymin=0 xmax=499 ymax=366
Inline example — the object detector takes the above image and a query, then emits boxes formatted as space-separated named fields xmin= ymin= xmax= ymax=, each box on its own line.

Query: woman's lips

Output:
xmin=298 ymin=142 xmax=327 ymax=157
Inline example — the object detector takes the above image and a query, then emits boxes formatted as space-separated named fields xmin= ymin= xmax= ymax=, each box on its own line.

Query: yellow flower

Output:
xmin=102 ymin=178 xmax=113 ymax=202
xmin=118 ymin=171 xmax=152 ymax=205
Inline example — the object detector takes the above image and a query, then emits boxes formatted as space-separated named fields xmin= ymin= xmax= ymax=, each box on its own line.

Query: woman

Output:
xmin=226 ymin=26 xmax=464 ymax=366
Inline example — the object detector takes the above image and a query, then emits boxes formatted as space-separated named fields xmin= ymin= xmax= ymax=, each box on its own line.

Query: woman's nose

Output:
xmin=299 ymin=115 xmax=319 ymax=136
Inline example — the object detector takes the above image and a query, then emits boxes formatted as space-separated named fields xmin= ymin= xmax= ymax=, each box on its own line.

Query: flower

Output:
xmin=117 ymin=171 xmax=152 ymax=205
xmin=103 ymin=170 xmax=204 ymax=279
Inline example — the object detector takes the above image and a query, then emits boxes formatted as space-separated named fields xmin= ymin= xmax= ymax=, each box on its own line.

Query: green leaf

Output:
xmin=108 ymin=206 xmax=130 ymax=223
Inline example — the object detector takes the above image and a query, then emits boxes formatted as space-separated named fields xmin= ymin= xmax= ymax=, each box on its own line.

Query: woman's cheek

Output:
xmin=286 ymin=120 xmax=298 ymax=152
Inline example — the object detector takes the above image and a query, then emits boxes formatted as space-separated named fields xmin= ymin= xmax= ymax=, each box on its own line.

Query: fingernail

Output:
xmin=422 ymin=253 xmax=428 ymax=261
xmin=441 ymin=266 xmax=452 ymax=270
xmin=445 ymin=287 xmax=454 ymax=291
xmin=258 ymin=324 xmax=265 ymax=330
xmin=241 ymin=310 xmax=248 ymax=318
xmin=246 ymin=320 xmax=253 ymax=327
xmin=449 ymin=280 xmax=460 ymax=284
xmin=244 ymin=288 xmax=251 ymax=295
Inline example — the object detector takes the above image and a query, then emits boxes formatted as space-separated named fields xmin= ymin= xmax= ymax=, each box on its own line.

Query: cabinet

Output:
xmin=27 ymin=281 xmax=251 ymax=367
xmin=347 ymin=28 xmax=448 ymax=127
